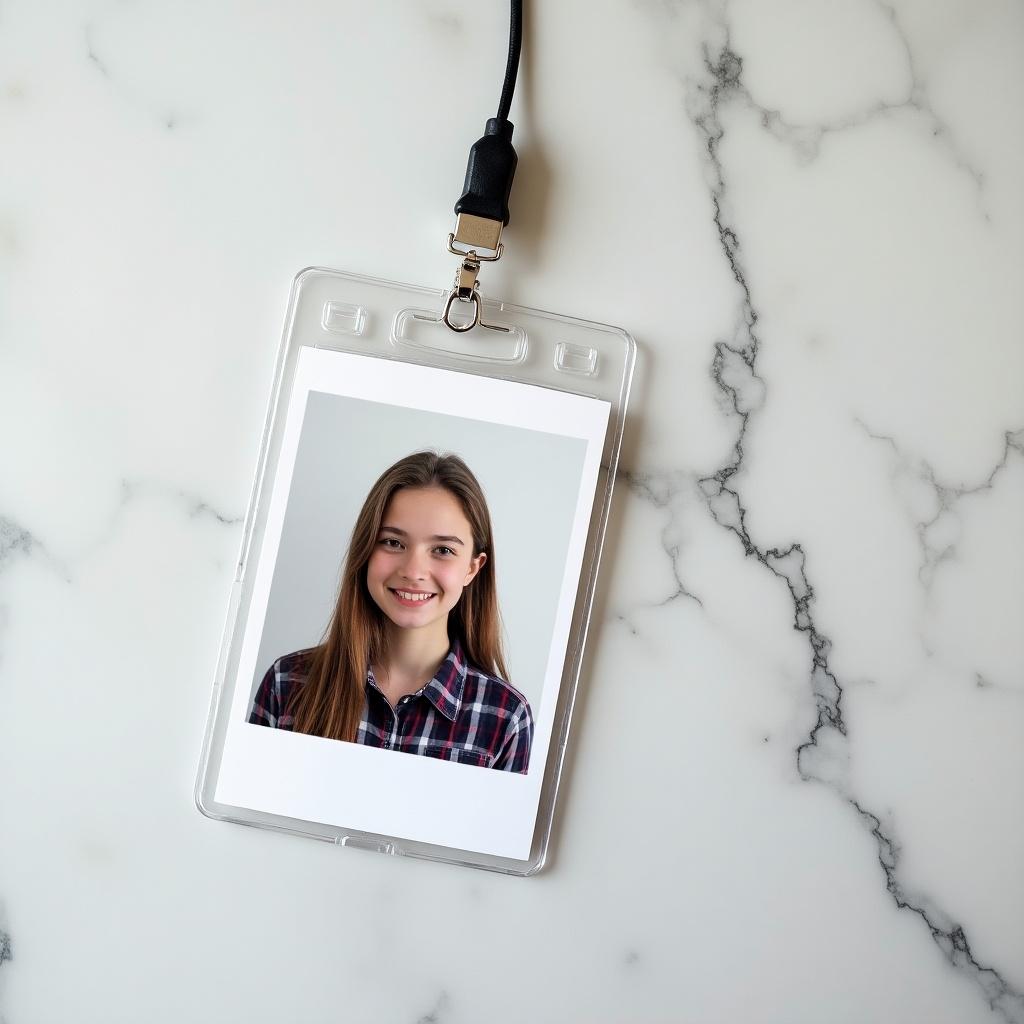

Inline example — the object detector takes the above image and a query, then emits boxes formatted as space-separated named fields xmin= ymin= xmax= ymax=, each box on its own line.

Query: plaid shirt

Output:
xmin=248 ymin=638 xmax=533 ymax=773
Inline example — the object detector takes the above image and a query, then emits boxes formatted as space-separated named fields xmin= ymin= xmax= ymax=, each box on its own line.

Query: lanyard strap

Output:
xmin=442 ymin=0 xmax=522 ymax=332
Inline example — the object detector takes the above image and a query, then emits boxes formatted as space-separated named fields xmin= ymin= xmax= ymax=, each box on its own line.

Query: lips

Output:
xmin=389 ymin=588 xmax=437 ymax=608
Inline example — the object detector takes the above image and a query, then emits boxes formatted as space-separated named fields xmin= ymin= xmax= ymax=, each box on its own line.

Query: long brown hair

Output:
xmin=287 ymin=451 xmax=508 ymax=743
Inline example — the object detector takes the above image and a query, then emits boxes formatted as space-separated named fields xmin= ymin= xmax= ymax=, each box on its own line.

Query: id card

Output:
xmin=196 ymin=268 xmax=634 ymax=874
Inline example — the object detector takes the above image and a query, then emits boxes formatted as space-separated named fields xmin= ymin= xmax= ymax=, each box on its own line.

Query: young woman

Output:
xmin=249 ymin=451 xmax=533 ymax=773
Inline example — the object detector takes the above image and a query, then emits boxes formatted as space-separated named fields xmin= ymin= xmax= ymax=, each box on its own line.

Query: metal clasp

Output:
xmin=452 ymin=253 xmax=481 ymax=302
xmin=447 ymin=233 xmax=503 ymax=262
xmin=442 ymin=287 xmax=481 ymax=333
xmin=418 ymin=248 xmax=510 ymax=334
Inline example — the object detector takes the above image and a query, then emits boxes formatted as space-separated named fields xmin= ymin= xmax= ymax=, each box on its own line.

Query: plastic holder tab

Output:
xmin=322 ymin=301 xmax=366 ymax=336
xmin=555 ymin=340 xmax=599 ymax=376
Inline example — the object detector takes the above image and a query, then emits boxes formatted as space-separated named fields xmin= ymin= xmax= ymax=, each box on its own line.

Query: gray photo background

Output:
xmin=248 ymin=389 xmax=590 ymax=714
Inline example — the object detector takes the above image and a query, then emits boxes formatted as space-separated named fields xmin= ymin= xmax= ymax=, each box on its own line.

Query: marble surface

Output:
xmin=1 ymin=0 xmax=1022 ymax=1021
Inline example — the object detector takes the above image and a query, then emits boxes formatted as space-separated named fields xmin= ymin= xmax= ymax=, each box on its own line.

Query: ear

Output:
xmin=463 ymin=551 xmax=487 ymax=586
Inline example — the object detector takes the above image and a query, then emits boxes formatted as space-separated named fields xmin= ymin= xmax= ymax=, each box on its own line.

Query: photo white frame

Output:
xmin=214 ymin=348 xmax=609 ymax=861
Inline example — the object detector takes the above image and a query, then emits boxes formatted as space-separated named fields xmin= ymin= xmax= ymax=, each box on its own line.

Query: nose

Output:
xmin=399 ymin=547 xmax=429 ymax=581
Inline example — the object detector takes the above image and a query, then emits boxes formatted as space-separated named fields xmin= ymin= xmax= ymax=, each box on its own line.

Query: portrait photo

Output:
xmin=212 ymin=347 xmax=610 ymax=860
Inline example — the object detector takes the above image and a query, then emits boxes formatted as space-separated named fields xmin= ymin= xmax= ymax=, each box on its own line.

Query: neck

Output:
xmin=379 ymin=619 xmax=451 ymax=692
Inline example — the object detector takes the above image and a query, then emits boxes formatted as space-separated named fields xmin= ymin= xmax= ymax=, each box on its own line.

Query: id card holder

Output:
xmin=195 ymin=267 xmax=635 ymax=875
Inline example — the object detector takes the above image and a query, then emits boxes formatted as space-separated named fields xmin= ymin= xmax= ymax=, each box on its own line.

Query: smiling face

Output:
xmin=366 ymin=485 xmax=487 ymax=637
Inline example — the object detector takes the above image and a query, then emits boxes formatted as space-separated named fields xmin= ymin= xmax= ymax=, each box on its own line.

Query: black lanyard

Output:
xmin=441 ymin=0 xmax=522 ymax=332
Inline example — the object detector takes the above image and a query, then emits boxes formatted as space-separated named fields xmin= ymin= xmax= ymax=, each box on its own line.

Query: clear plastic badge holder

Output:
xmin=196 ymin=268 xmax=635 ymax=875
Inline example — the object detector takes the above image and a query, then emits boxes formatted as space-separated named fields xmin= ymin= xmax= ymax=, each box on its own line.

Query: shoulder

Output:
xmin=257 ymin=647 xmax=317 ymax=693
xmin=250 ymin=647 xmax=318 ymax=727
xmin=461 ymin=663 xmax=533 ymax=729
xmin=269 ymin=647 xmax=317 ymax=679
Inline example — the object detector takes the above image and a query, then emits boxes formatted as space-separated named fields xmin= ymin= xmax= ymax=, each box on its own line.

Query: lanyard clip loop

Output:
xmin=442 ymin=254 xmax=484 ymax=333
xmin=436 ymin=241 xmax=509 ymax=334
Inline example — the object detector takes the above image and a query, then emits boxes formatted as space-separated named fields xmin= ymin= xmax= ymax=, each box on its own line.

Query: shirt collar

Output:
xmin=420 ymin=637 xmax=468 ymax=721
xmin=365 ymin=638 xmax=468 ymax=722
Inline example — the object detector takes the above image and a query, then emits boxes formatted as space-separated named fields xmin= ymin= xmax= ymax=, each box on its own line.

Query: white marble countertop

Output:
xmin=1 ymin=1 xmax=1021 ymax=1021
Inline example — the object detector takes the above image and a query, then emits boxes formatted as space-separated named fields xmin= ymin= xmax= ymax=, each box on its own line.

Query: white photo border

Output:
xmin=213 ymin=347 xmax=610 ymax=860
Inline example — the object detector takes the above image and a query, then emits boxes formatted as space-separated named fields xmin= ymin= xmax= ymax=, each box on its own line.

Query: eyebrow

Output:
xmin=379 ymin=526 xmax=465 ymax=546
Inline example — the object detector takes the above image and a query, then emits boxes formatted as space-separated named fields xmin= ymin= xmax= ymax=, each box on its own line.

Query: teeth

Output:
xmin=395 ymin=590 xmax=434 ymax=602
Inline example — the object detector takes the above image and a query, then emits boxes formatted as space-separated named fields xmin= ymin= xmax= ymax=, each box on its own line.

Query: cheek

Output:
xmin=366 ymin=552 xmax=388 ymax=586
xmin=438 ymin=562 xmax=472 ymax=595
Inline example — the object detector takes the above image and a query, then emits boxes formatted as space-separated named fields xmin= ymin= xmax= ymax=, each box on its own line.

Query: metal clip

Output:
xmin=447 ymin=232 xmax=503 ymax=262
xmin=441 ymin=288 xmax=481 ymax=333
xmin=453 ymin=254 xmax=481 ymax=302
xmin=417 ymin=248 xmax=510 ymax=334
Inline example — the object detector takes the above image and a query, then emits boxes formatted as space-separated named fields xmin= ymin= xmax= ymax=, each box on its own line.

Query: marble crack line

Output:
xmin=678 ymin=0 xmax=986 ymax=210
xmin=974 ymin=672 xmax=1024 ymax=697
xmin=0 ymin=903 xmax=11 ymax=1023
xmin=620 ymin=467 xmax=705 ymax=614
xmin=873 ymin=0 xmax=986 ymax=204
xmin=852 ymin=796 xmax=1023 ymax=1018
xmin=753 ymin=79 xmax=985 ymax=210
xmin=689 ymin=21 xmax=1023 ymax=1022
xmin=414 ymin=990 xmax=449 ymax=1024
xmin=0 ymin=481 xmax=239 ymax=592
xmin=859 ymin=420 xmax=1024 ymax=587
xmin=119 ymin=479 xmax=243 ymax=528
xmin=83 ymin=21 xmax=182 ymax=131
xmin=84 ymin=24 xmax=110 ymax=79
xmin=75 ymin=477 xmax=242 ymax=567
xmin=0 ymin=516 xmax=72 ymax=584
